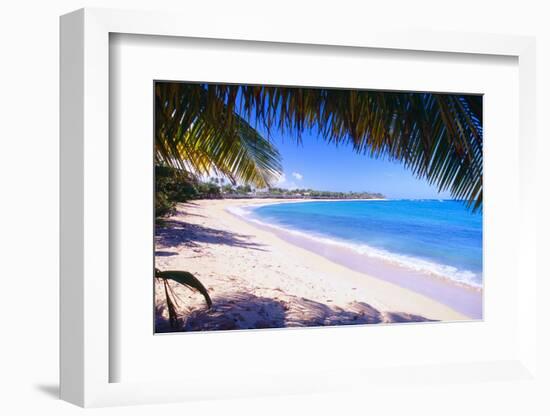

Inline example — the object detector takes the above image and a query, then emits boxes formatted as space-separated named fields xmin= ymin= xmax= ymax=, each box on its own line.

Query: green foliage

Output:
xmin=236 ymin=184 xmax=252 ymax=194
xmin=155 ymin=190 xmax=176 ymax=218
xmin=155 ymin=165 xmax=198 ymax=217
xmin=195 ymin=181 xmax=221 ymax=198
xmin=221 ymin=184 xmax=233 ymax=193
xmin=264 ymin=188 xmax=384 ymax=199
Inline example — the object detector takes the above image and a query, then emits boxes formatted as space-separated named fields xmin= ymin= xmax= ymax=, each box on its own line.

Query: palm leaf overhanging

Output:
xmin=155 ymin=82 xmax=483 ymax=211
xmin=155 ymin=83 xmax=282 ymax=188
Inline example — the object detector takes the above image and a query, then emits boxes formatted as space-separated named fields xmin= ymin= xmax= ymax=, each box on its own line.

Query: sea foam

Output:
xmin=227 ymin=201 xmax=482 ymax=290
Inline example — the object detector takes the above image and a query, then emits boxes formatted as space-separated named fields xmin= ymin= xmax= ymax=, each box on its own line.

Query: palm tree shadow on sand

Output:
xmin=155 ymin=291 xmax=434 ymax=333
xmin=155 ymin=219 xmax=267 ymax=252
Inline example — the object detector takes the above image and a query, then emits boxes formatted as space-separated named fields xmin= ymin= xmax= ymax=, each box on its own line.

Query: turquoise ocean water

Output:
xmin=247 ymin=200 xmax=482 ymax=288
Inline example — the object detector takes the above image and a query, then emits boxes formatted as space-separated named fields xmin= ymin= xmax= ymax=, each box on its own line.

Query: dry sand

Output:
xmin=154 ymin=199 xmax=469 ymax=332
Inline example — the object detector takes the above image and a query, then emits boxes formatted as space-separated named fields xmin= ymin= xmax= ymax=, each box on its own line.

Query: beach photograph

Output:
xmin=154 ymin=82 xmax=483 ymax=333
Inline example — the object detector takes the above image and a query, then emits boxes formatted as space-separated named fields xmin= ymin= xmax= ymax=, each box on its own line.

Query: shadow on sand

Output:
xmin=155 ymin=291 xmax=433 ymax=333
xmin=155 ymin=219 xmax=266 ymax=251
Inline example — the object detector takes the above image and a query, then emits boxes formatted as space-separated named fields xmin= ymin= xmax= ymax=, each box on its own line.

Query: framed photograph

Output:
xmin=152 ymin=81 xmax=483 ymax=333
xmin=60 ymin=8 xmax=539 ymax=408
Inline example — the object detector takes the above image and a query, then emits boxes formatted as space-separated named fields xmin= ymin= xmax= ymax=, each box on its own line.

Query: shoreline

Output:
xmin=155 ymin=199 xmax=477 ymax=332
xmin=229 ymin=198 xmax=482 ymax=288
xmin=228 ymin=198 xmax=482 ymax=319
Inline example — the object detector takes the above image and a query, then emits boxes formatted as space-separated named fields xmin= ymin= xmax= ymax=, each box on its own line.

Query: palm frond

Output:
xmin=156 ymin=270 xmax=212 ymax=308
xmin=156 ymin=83 xmax=483 ymax=211
xmin=162 ymin=278 xmax=179 ymax=328
xmin=155 ymin=83 xmax=282 ymax=188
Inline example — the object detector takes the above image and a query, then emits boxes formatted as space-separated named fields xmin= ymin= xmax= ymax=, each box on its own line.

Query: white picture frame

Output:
xmin=60 ymin=7 xmax=539 ymax=408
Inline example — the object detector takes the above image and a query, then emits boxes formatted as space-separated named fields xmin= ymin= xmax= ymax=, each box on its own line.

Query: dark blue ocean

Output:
xmin=249 ymin=200 xmax=482 ymax=288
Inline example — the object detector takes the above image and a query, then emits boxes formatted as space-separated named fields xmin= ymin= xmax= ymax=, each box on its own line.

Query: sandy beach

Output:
xmin=154 ymin=199 xmax=473 ymax=332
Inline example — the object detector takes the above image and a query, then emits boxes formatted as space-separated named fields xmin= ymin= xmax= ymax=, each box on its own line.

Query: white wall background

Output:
xmin=0 ymin=0 xmax=548 ymax=415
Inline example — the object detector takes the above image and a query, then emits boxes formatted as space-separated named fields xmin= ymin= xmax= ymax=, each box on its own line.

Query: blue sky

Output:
xmin=263 ymin=129 xmax=452 ymax=200
xmin=215 ymin=88 xmax=453 ymax=200
xmin=205 ymin=87 xmax=451 ymax=199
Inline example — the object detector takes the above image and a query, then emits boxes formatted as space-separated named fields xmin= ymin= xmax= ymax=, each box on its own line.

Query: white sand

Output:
xmin=154 ymin=199 xmax=469 ymax=332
